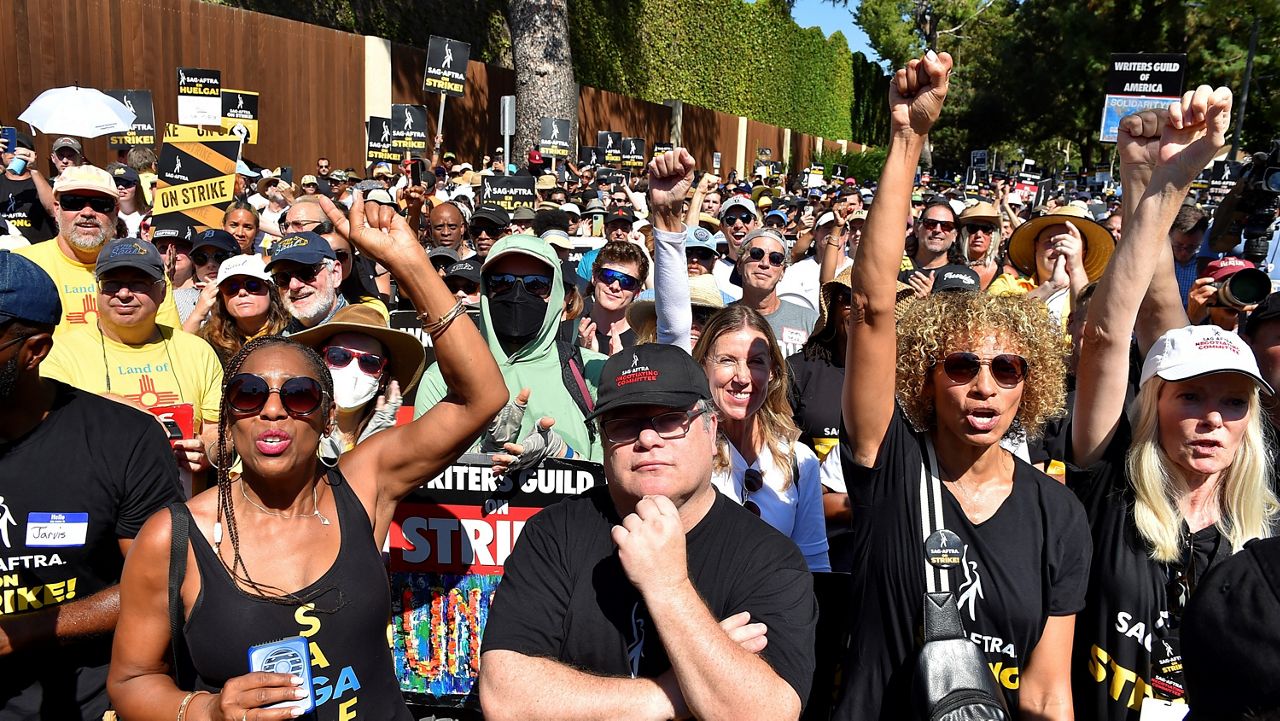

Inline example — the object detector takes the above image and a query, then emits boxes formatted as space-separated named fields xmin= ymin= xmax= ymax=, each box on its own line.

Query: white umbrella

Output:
xmin=18 ymin=86 xmax=136 ymax=138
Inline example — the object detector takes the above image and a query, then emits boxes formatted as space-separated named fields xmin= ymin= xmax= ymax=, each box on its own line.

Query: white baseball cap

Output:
xmin=215 ymin=254 xmax=272 ymax=287
xmin=1140 ymin=325 xmax=1273 ymax=394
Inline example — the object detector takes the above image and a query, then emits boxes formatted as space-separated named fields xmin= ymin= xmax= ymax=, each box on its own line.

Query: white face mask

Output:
xmin=329 ymin=361 xmax=380 ymax=410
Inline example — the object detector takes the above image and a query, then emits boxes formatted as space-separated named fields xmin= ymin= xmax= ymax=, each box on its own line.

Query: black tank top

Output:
xmin=180 ymin=470 xmax=412 ymax=720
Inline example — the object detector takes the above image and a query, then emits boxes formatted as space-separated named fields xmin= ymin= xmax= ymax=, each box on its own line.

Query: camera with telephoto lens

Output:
xmin=1207 ymin=266 xmax=1273 ymax=310
xmin=1208 ymin=139 xmax=1280 ymax=264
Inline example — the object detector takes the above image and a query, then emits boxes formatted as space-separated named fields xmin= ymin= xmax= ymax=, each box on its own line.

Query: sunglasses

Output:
xmin=745 ymin=247 xmax=786 ymax=268
xmin=920 ymin=219 xmax=956 ymax=232
xmin=938 ymin=352 xmax=1028 ymax=388
xmin=964 ymin=223 xmax=996 ymax=235
xmin=271 ymin=263 xmax=324 ymax=287
xmin=471 ymin=221 xmax=505 ymax=237
xmin=99 ymin=278 xmax=163 ymax=295
xmin=1165 ymin=535 xmax=1197 ymax=627
xmin=324 ymin=346 xmax=387 ymax=377
xmin=226 ymin=373 xmax=325 ymax=417
xmin=114 ymin=180 xmax=137 ymax=189
xmin=742 ymin=468 xmax=764 ymax=516
xmin=691 ymin=305 xmax=719 ymax=327
xmin=686 ymin=248 xmax=717 ymax=263
xmin=220 ymin=277 xmax=269 ymax=296
xmin=722 ymin=213 xmax=754 ymax=226
xmin=333 ymin=249 xmax=351 ymax=264
xmin=60 ymin=195 xmax=116 ymax=213
xmin=486 ymin=273 xmax=553 ymax=299
xmin=597 ymin=268 xmax=641 ymax=292
xmin=601 ymin=407 xmax=705 ymax=445
xmin=192 ymin=250 xmax=234 ymax=266
xmin=446 ymin=278 xmax=480 ymax=296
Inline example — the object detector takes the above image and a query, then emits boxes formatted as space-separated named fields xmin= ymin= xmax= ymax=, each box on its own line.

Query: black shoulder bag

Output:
xmin=167 ymin=503 xmax=197 ymax=690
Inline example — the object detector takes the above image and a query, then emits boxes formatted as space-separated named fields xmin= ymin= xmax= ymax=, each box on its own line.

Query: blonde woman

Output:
xmin=1070 ymin=87 xmax=1276 ymax=720
xmin=958 ymin=201 xmax=1002 ymax=289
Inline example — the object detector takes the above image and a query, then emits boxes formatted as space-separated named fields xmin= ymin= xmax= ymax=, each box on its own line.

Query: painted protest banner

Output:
xmin=621 ymin=137 xmax=646 ymax=170
xmin=175 ymin=67 xmax=222 ymax=126
xmin=1098 ymin=53 xmax=1186 ymax=142
xmin=480 ymin=175 xmax=538 ymax=212
xmin=392 ymin=104 xmax=429 ymax=156
xmin=366 ymin=116 xmax=398 ymax=164
xmin=104 ymin=90 xmax=156 ymax=148
xmin=539 ymin=117 xmax=571 ymax=159
xmin=422 ymin=36 xmax=470 ymax=97
xmin=220 ymin=89 xmax=259 ymax=145
xmin=597 ymin=131 xmax=622 ymax=164
xmin=578 ymin=146 xmax=603 ymax=167
xmin=154 ymin=126 xmax=240 ymax=229
xmin=653 ymin=142 xmax=674 ymax=157
xmin=389 ymin=457 xmax=605 ymax=702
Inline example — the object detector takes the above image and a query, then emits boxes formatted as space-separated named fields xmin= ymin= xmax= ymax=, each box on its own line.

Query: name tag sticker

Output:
xmin=781 ymin=327 xmax=807 ymax=346
xmin=1139 ymin=699 xmax=1188 ymax=721
xmin=26 ymin=513 xmax=89 ymax=547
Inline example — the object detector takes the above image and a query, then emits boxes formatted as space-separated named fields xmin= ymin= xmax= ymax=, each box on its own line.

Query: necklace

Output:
xmin=240 ymin=480 xmax=331 ymax=525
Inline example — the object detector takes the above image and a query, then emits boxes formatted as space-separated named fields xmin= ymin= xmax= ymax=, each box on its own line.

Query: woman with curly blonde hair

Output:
xmin=1069 ymin=89 xmax=1276 ymax=721
xmin=692 ymin=304 xmax=829 ymax=571
xmin=834 ymin=51 xmax=1090 ymax=721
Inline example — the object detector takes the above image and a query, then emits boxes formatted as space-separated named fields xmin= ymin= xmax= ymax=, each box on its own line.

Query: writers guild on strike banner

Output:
xmin=104 ymin=90 xmax=156 ymax=148
xmin=176 ymin=67 xmax=222 ymax=126
xmin=481 ymin=176 xmax=538 ymax=211
xmin=366 ymin=116 xmax=399 ymax=164
xmin=391 ymin=104 xmax=429 ymax=155
xmin=389 ymin=458 xmax=603 ymax=575
xmin=422 ymin=36 xmax=470 ymax=97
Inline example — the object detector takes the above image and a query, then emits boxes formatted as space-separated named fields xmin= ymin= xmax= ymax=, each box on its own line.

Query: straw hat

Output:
xmin=626 ymin=274 xmax=725 ymax=332
xmin=1006 ymin=205 xmax=1115 ymax=282
xmin=812 ymin=266 xmax=852 ymax=337
xmin=290 ymin=305 xmax=427 ymax=394
xmin=959 ymin=201 xmax=999 ymax=226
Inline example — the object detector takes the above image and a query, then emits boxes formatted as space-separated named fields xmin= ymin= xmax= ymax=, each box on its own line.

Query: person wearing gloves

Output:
xmin=293 ymin=305 xmax=426 ymax=463
xmin=413 ymin=234 xmax=608 ymax=471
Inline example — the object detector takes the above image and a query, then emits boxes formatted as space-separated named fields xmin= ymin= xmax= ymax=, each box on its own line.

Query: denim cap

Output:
xmin=0 ymin=251 xmax=61 ymax=325
xmin=95 ymin=238 xmax=165 ymax=281
xmin=265 ymin=231 xmax=336 ymax=271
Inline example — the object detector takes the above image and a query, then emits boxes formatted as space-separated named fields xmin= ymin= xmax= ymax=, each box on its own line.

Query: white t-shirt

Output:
xmin=119 ymin=210 xmax=145 ymax=238
xmin=776 ymin=256 xmax=820 ymax=313
xmin=712 ymin=258 xmax=742 ymax=301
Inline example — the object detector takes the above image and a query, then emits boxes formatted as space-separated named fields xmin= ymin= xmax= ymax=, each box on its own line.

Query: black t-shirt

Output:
xmin=580 ymin=298 xmax=638 ymax=353
xmin=833 ymin=408 xmax=1092 ymax=720
xmin=483 ymin=485 xmax=818 ymax=703
xmin=0 ymin=382 xmax=183 ymax=719
xmin=1066 ymin=420 xmax=1227 ymax=721
xmin=0 ymin=175 xmax=56 ymax=243
xmin=787 ymin=350 xmax=845 ymax=459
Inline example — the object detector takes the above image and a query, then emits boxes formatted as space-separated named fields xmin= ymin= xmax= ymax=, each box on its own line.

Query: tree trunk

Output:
xmin=506 ymin=0 xmax=577 ymax=172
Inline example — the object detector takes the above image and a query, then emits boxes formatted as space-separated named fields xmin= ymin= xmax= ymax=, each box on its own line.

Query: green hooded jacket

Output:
xmin=413 ymin=234 xmax=607 ymax=460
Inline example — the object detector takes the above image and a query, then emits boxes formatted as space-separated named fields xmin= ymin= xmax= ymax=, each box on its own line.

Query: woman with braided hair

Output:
xmin=107 ymin=192 xmax=508 ymax=720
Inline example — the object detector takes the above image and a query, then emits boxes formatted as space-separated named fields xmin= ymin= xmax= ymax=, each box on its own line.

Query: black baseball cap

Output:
xmin=931 ymin=265 xmax=981 ymax=293
xmin=604 ymin=207 xmax=635 ymax=225
xmin=585 ymin=344 xmax=712 ymax=421
xmin=151 ymin=217 xmax=197 ymax=243
xmin=1245 ymin=292 xmax=1280 ymax=339
xmin=445 ymin=259 xmax=482 ymax=285
xmin=191 ymin=229 xmax=239 ymax=254
xmin=95 ymin=238 xmax=165 ymax=280
xmin=471 ymin=203 xmax=511 ymax=227
xmin=265 ymin=231 xmax=337 ymax=270
xmin=1183 ymin=536 xmax=1280 ymax=719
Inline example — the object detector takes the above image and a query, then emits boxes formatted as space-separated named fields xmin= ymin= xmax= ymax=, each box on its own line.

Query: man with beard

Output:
xmin=265 ymin=230 xmax=345 ymax=331
xmin=0 ymin=251 xmax=182 ymax=720
xmin=16 ymin=166 xmax=179 ymax=337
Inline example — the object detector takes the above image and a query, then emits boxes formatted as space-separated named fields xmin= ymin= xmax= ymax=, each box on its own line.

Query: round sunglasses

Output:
xmin=323 ymin=345 xmax=387 ymax=377
xmin=745 ymin=246 xmax=786 ymax=268
xmin=938 ymin=352 xmax=1028 ymax=388
xmin=226 ymin=373 xmax=325 ymax=416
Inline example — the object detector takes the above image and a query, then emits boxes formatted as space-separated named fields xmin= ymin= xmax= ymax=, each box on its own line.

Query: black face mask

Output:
xmin=487 ymin=284 xmax=548 ymax=347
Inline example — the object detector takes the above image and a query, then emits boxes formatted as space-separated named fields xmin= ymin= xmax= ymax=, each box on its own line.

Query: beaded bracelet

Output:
xmin=176 ymin=691 xmax=208 ymax=721
xmin=418 ymin=300 xmax=467 ymax=337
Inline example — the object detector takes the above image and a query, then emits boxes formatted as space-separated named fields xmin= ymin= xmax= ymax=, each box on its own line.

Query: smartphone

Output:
xmin=411 ymin=160 xmax=422 ymax=187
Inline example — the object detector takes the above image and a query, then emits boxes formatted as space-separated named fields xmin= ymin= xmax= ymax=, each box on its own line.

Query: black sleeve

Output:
xmin=115 ymin=412 xmax=185 ymax=539
xmin=839 ymin=405 xmax=920 ymax=508
xmin=1046 ymin=481 xmax=1093 ymax=615
xmin=786 ymin=356 xmax=805 ymax=426
xmin=1065 ymin=417 xmax=1133 ymax=518
xmin=482 ymin=510 xmax=573 ymax=658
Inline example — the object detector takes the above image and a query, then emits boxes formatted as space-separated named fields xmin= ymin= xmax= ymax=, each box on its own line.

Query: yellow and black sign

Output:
xmin=220 ymin=89 xmax=259 ymax=145
xmin=422 ymin=36 xmax=470 ymax=97
xmin=105 ymin=90 xmax=156 ymax=148
xmin=155 ymin=127 xmax=240 ymax=230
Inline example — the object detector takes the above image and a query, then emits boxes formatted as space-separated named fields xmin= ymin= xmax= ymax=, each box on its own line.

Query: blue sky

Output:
xmin=790 ymin=0 xmax=880 ymax=61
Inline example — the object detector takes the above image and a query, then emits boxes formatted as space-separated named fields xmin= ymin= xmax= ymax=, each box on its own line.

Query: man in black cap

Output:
xmin=0 ymin=131 xmax=56 ymax=243
xmin=469 ymin=203 xmax=511 ymax=259
xmin=444 ymin=258 xmax=481 ymax=307
xmin=41 ymin=238 xmax=223 ymax=475
xmin=604 ymin=206 xmax=635 ymax=244
xmin=265 ymin=230 xmax=344 ymax=330
xmin=0 ymin=250 xmax=182 ymax=719
xmin=49 ymin=138 xmax=84 ymax=177
xmin=479 ymin=343 xmax=816 ymax=721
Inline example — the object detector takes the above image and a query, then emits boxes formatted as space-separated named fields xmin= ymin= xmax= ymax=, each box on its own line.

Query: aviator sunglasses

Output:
xmin=937 ymin=352 xmax=1028 ymax=388
xmin=226 ymin=373 xmax=325 ymax=416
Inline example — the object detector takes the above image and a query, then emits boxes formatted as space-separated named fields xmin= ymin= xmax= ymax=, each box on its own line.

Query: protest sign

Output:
xmin=389 ymin=457 xmax=605 ymax=702
xmin=597 ymin=131 xmax=622 ymax=164
xmin=176 ymin=67 xmax=221 ymax=126
xmin=1208 ymin=160 xmax=1241 ymax=205
xmin=596 ymin=168 xmax=628 ymax=188
xmin=807 ymin=164 xmax=825 ymax=189
xmin=831 ymin=164 xmax=848 ymax=181
xmin=480 ymin=175 xmax=538 ymax=211
xmin=539 ymin=117 xmax=571 ymax=158
xmin=220 ymin=89 xmax=259 ymax=145
xmin=653 ymin=142 xmax=673 ymax=157
xmin=154 ymin=126 xmax=240 ymax=229
xmin=971 ymin=149 xmax=988 ymax=170
xmin=422 ymin=36 xmax=470 ymax=97
xmin=367 ymin=116 xmax=399 ymax=164
xmin=1099 ymin=53 xmax=1186 ymax=142
xmin=104 ymin=90 xmax=156 ymax=148
xmin=392 ymin=104 xmax=429 ymax=156
xmin=621 ymin=137 xmax=646 ymax=170
xmin=578 ymin=146 xmax=603 ymax=166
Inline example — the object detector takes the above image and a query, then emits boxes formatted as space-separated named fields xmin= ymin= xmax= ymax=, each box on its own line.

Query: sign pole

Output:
xmin=437 ymin=95 xmax=447 ymax=150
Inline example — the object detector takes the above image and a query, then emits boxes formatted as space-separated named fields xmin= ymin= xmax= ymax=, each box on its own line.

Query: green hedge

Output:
xmin=567 ymin=0 xmax=855 ymax=140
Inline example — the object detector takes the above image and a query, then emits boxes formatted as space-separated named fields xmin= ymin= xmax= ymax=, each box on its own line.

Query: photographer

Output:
xmin=1186 ymin=257 xmax=1268 ymax=332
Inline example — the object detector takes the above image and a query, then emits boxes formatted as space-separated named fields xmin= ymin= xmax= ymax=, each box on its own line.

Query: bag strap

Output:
xmin=919 ymin=436 xmax=950 ymax=594
xmin=167 ymin=503 xmax=195 ymax=689
xmin=557 ymin=341 xmax=597 ymax=443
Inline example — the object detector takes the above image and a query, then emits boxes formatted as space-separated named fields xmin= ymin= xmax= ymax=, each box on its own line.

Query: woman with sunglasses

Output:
xmin=1069 ymin=89 xmax=1276 ymax=721
xmin=294 ymin=305 xmax=426 ymax=463
xmin=108 ymin=192 xmax=507 ymax=720
xmin=958 ymin=201 xmax=1002 ymax=290
xmin=198 ymin=255 xmax=291 ymax=365
xmin=835 ymin=51 xmax=1090 ymax=720
xmin=181 ymin=230 xmax=244 ymax=332
xmin=111 ymin=163 xmax=150 ymax=237
xmin=578 ymin=241 xmax=649 ymax=355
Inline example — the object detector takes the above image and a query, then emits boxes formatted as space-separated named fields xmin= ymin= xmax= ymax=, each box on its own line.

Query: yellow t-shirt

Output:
xmin=15 ymin=240 xmax=181 ymax=336
xmin=987 ymin=272 xmax=1071 ymax=331
xmin=41 ymin=324 xmax=223 ymax=425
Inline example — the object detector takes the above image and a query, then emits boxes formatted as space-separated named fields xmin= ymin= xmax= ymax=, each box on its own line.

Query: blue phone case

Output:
xmin=246 ymin=635 xmax=315 ymax=713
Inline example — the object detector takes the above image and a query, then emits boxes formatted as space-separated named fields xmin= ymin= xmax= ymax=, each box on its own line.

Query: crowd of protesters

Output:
xmin=0 ymin=47 xmax=1279 ymax=721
